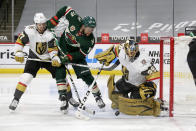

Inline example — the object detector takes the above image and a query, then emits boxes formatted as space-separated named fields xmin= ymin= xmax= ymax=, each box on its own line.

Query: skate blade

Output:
xmin=85 ymin=108 xmax=96 ymax=115
xmin=9 ymin=109 xmax=15 ymax=113
xmin=75 ymin=110 xmax=90 ymax=120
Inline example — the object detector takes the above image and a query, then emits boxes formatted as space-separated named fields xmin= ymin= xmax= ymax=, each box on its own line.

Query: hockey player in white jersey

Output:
xmin=95 ymin=39 xmax=167 ymax=116
xmin=9 ymin=13 xmax=79 ymax=113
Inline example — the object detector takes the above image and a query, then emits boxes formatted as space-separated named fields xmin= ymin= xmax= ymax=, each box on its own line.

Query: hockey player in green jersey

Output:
xmin=47 ymin=6 xmax=105 ymax=113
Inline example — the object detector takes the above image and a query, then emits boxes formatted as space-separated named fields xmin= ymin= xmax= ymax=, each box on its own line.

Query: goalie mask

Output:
xmin=124 ymin=39 xmax=139 ymax=61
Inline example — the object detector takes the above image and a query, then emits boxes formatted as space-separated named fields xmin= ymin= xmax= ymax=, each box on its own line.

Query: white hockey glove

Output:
xmin=15 ymin=51 xmax=25 ymax=63
xmin=52 ymin=55 xmax=61 ymax=67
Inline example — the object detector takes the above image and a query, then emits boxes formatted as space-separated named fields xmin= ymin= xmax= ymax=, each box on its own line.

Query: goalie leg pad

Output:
xmin=107 ymin=75 xmax=122 ymax=109
xmin=107 ymin=75 xmax=115 ymax=100
xmin=118 ymin=96 xmax=161 ymax=116
xmin=153 ymin=99 xmax=162 ymax=117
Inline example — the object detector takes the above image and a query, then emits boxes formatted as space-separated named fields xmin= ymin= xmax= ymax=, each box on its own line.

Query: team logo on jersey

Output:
xmin=141 ymin=59 xmax=147 ymax=65
xmin=70 ymin=11 xmax=76 ymax=17
xmin=70 ymin=25 xmax=76 ymax=32
xmin=36 ymin=42 xmax=47 ymax=55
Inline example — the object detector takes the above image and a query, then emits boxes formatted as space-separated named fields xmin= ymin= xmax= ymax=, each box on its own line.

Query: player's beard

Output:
xmin=84 ymin=26 xmax=94 ymax=36
xmin=36 ymin=23 xmax=47 ymax=34
xmin=37 ymin=27 xmax=46 ymax=34
xmin=85 ymin=32 xmax=91 ymax=36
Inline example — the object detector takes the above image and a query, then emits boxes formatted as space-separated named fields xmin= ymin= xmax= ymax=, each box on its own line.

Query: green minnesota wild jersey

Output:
xmin=47 ymin=6 xmax=95 ymax=62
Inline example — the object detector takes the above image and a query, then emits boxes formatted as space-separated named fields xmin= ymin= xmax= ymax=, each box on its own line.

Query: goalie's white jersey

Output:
xmin=15 ymin=24 xmax=56 ymax=60
xmin=118 ymin=47 xmax=151 ymax=86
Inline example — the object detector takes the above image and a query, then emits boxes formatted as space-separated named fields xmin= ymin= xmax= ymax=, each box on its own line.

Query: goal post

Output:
xmin=160 ymin=37 xmax=174 ymax=117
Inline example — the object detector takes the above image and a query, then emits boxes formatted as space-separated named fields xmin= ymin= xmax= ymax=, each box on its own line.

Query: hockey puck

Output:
xmin=115 ymin=111 xmax=120 ymax=116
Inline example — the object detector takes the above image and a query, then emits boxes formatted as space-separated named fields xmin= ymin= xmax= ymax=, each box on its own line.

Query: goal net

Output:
xmin=159 ymin=36 xmax=196 ymax=117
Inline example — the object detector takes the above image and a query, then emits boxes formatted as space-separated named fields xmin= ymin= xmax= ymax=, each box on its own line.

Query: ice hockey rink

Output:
xmin=1 ymin=0 xmax=196 ymax=130
xmin=0 ymin=73 xmax=196 ymax=131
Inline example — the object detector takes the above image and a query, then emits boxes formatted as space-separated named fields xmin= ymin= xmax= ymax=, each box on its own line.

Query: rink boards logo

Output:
xmin=85 ymin=44 xmax=169 ymax=70
xmin=0 ymin=43 xmax=170 ymax=69
xmin=0 ymin=44 xmax=29 ymax=66
xmin=0 ymin=43 xmax=193 ymax=79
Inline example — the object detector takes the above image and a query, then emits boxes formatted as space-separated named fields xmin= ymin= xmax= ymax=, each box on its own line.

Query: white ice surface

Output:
xmin=0 ymin=74 xmax=196 ymax=131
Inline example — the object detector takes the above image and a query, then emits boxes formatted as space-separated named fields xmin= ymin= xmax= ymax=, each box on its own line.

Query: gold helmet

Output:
xmin=124 ymin=39 xmax=139 ymax=61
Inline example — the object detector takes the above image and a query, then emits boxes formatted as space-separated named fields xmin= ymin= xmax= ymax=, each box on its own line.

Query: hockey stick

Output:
xmin=27 ymin=58 xmax=102 ymax=70
xmin=27 ymin=58 xmax=51 ymax=62
xmin=27 ymin=58 xmax=117 ymax=71
xmin=102 ymin=60 xmax=120 ymax=71
xmin=65 ymin=64 xmax=81 ymax=103
xmin=75 ymin=63 xmax=104 ymax=120
xmin=27 ymin=58 xmax=98 ymax=114
xmin=65 ymin=64 xmax=96 ymax=115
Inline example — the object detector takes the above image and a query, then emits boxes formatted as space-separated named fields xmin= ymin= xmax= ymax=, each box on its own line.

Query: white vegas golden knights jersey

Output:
xmin=15 ymin=24 xmax=56 ymax=60
xmin=118 ymin=47 xmax=151 ymax=86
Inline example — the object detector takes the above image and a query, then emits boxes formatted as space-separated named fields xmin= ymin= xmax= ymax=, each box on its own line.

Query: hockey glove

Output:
xmin=60 ymin=55 xmax=69 ymax=64
xmin=52 ymin=55 xmax=61 ymax=67
xmin=94 ymin=45 xmax=116 ymax=66
xmin=15 ymin=51 xmax=24 ymax=63
xmin=47 ymin=16 xmax=59 ymax=29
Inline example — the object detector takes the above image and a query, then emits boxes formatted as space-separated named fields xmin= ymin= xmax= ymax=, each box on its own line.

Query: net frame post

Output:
xmin=160 ymin=40 xmax=164 ymax=100
xmin=160 ymin=37 xmax=174 ymax=117
xmin=169 ymin=37 xmax=174 ymax=117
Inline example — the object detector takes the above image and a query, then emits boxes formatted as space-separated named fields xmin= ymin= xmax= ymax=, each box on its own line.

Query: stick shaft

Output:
xmin=65 ymin=65 xmax=81 ymax=103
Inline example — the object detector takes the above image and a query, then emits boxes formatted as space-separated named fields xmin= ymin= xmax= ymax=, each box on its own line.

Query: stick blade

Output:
xmin=75 ymin=110 xmax=90 ymax=120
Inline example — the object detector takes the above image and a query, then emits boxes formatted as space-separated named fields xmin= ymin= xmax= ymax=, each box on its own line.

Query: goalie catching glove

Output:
xmin=94 ymin=45 xmax=116 ymax=66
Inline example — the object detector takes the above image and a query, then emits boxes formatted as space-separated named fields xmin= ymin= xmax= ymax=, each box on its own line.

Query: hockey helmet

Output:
xmin=34 ymin=13 xmax=47 ymax=24
xmin=124 ymin=39 xmax=139 ymax=61
xmin=83 ymin=16 xmax=96 ymax=28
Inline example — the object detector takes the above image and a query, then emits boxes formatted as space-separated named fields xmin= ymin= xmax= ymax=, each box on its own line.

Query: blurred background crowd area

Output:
xmin=0 ymin=0 xmax=196 ymax=43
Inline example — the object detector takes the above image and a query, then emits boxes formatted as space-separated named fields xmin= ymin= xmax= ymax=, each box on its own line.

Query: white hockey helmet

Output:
xmin=34 ymin=13 xmax=47 ymax=24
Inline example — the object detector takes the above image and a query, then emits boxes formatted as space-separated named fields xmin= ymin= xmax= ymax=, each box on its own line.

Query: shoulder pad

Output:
xmin=45 ymin=30 xmax=55 ymax=41
xmin=24 ymin=25 xmax=36 ymax=35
